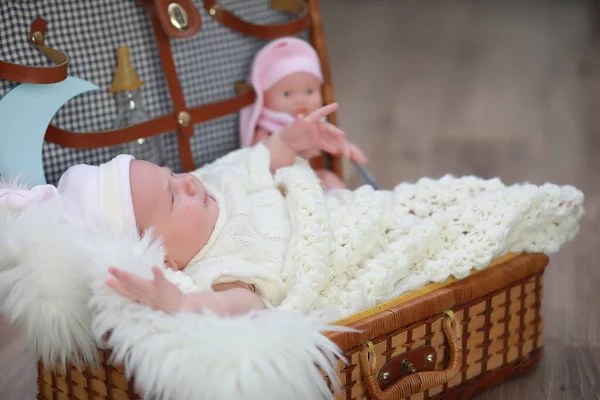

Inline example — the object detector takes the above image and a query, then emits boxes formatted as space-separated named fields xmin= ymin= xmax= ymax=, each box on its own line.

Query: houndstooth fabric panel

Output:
xmin=0 ymin=0 xmax=309 ymax=185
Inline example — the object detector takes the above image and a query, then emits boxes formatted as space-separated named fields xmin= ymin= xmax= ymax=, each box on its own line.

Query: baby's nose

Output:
xmin=182 ymin=174 xmax=197 ymax=196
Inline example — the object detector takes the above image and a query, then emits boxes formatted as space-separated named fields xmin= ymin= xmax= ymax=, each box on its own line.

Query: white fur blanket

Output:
xmin=0 ymin=174 xmax=584 ymax=400
xmin=0 ymin=181 xmax=351 ymax=400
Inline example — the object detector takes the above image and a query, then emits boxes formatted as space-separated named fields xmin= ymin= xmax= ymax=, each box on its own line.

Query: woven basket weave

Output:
xmin=37 ymin=253 xmax=546 ymax=400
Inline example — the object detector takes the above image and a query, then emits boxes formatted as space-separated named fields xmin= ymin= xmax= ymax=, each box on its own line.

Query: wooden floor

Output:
xmin=321 ymin=0 xmax=600 ymax=398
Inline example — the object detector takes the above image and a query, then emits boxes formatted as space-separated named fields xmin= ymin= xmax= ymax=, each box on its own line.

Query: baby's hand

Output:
xmin=105 ymin=266 xmax=185 ymax=314
xmin=279 ymin=103 xmax=346 ymax=158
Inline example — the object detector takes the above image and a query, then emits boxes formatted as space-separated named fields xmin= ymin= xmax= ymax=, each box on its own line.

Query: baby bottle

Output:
xmin=110 ymin=45 xmax=164 ymax=165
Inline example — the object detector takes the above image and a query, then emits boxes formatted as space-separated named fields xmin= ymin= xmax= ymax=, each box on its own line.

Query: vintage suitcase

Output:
xmin=0 ymin=0 xmax=341 ymax=185
xmin=0 ymin=1 xmax=545 ymax=399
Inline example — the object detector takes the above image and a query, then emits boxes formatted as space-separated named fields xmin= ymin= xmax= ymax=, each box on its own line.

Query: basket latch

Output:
xmin=377 ymin=345 xmax=438 ymax=389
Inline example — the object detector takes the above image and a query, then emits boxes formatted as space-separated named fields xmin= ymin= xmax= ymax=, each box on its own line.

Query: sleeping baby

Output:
xmin=28 ymin=102 xmax=582 ymax=320
xmin=55 ymin=103 xmax=364 ymax=317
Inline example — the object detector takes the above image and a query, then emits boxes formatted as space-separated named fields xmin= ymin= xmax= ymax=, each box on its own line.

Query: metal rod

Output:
xmin=353 ymin=161 xmax=379 ymax=190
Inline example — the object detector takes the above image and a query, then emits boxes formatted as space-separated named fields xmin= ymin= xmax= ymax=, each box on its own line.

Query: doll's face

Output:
xmin=263 ymin=72 xmax=323 ymax=116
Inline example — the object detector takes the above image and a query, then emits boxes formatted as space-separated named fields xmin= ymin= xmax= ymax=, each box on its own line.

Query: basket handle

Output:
xmin=359 ymin=311 xmax=463 ymax=400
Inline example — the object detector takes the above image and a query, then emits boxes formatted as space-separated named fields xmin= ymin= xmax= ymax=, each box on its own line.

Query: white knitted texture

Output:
xmin=182 ymin=144 xmax=293 ymax=304
xmin=273 ymin=166 xmax=584 ymax=320
xmin=201 ymin=206 xmax=291 ymax=273
xmin=273 ymin=162 xmax=334 ymax=313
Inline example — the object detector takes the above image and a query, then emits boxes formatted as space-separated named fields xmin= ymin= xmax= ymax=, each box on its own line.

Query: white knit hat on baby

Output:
xmin=57 ymin=154 xmax=137 ymax=235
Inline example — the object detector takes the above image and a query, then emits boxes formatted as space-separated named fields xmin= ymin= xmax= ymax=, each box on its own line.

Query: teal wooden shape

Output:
xmin=0 ymin=76 xmax=99 ymax=185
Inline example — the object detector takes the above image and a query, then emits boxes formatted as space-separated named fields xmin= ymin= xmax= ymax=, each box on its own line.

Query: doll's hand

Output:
xmin=343 ymin=142 xmax=368 ymax=165
xmin=105 ymin=266 xmax=185 ymax=314
xmin=0 ymin=185 xmax=57 ymax=211
xmin=279 ymin=103 xmax=345 ymax=157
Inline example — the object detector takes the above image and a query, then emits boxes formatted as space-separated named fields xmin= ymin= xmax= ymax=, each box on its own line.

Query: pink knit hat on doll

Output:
xmin=56 ymin=154 xmax=137 ymax=235
xmin=239 ymin=37 xmax=324 ymax=148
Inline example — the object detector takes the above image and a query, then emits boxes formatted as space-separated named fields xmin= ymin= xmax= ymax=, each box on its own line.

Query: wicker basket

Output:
xmin=37 ymin=252 xmax=546 ymax=399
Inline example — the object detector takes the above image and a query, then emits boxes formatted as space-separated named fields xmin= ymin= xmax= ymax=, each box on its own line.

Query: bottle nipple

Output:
xmin=110 ymin=45 xmax=145 ymax=93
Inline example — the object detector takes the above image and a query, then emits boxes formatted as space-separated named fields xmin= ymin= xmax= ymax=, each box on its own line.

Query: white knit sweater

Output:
xmin=163 ymin=144 xmax=584 ymax=320
xmin=173 ymin=144 xmax=293 ymax=305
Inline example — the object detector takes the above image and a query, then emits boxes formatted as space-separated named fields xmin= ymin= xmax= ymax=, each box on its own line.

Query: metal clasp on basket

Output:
xmin=168 ymin=3 xmax=189 ymax=30
xmin=376 ymin=344 xmax=438 ymax=387
xmin=361 ymin=310 xmax=462 ymax=397
xmin=370 ymin=311 xmax=457 ymax=389
xmin=399 ymin=358 xmax=417 ymax=378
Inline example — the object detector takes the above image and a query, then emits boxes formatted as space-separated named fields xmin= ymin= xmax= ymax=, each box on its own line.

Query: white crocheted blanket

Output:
xmin=165 ymin=164 xmax=584 ymax=322
xmin=0 ymin=173 xmax=584 ymax=400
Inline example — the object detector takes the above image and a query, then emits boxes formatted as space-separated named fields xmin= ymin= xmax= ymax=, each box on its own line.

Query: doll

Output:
xmin=239 ymin=37 xmax=368 ymax=191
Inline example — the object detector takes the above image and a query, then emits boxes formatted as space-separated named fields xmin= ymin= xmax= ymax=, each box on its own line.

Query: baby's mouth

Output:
xmin=203 ymin=189 xmax=209 ymax=206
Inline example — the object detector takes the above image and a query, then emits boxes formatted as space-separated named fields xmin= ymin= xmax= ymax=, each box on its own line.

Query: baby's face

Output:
xmin=264 ymin=72 xmax=322 ymax=117
xmin=129 ymin=160 xmax=219 ymax=270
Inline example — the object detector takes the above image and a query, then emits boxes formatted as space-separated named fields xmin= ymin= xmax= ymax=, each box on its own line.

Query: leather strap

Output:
xmin=0 ymin=17 xmax=68 ymax=84
xmin=45 ymin=85 xmax=255 ymax=148
xmin=140 ymin=0 xmax=197 ymax=171
xmin=204 ymin=0 xmax=310 ymax=39
xmin=306 ymin=0 xmax=342 ymax=177
xmin=189 ymin=82 xmax=255 ymax=124
xmin=46 ymin=114 xmax=176 ymax=149
xmin=152 ymin=0 xmax=202 ymax=39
